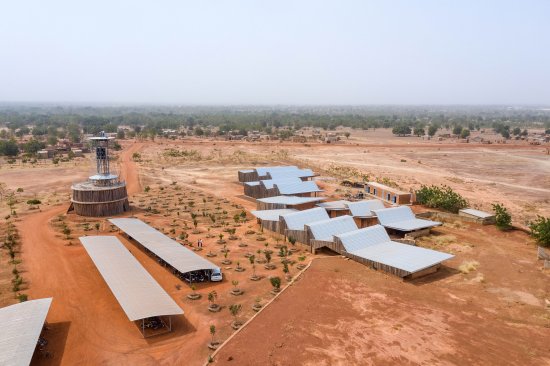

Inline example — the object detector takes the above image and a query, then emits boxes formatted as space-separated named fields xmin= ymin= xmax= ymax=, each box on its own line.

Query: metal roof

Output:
xmin=260 ymin=177 xmax=302 ymax=189
xmin=0 ymin=298 xmax=52 ymax=366
xmin=251 ymin=209 xmax=298 ymax=221
xmin=255 ymin=166 xmax=298 ymax=176
xmin=238 ymin=169 xmax=254 ymax=173
xmin=336 ymin=225 xmax=391 ymax=252
xmin=374 ymin=206 xmax=441 ymax=231
xmin=281 ymin=207 xmax=330 ymax=230
xmin=275 ymin=180 xmax=322 ymax=195
xmin=346 ymin=199 xmax=386 ymax=217
xmin=244 ymin=181 xmax=260 ymax=186
xmin=256 ymin=196 xmax=326 ymax=205
xmin=80 ymin=236 xmax=184 ymax=321
xmin=335 ymin=225 xmax=454 ymax=274
xmin=268 ymin=168 xmax=314 ymax=180
xmin=306 ymin=215 xmax=358 ymax=241
xmin=109 ymin=218 xmax=218 ymax=273
xmin=459 ymin=208 xmax=494 ymax=218
xmin=317 ymin=200 xmax=350 ymax=210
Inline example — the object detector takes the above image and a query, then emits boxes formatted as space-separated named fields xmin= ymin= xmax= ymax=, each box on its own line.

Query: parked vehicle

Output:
xmin=210 ymin=268 xmax=223 ymax=282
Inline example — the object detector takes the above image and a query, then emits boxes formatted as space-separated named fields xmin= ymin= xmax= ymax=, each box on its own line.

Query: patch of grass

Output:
xmin=432 ymin=235 xmax=457 ymax=246
xmin=458 ymin=260 xmax=480 ymax=274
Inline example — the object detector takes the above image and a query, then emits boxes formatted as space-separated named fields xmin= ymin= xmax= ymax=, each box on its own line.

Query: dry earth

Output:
xmin=0 ymin=135 xmax=548 ymax=365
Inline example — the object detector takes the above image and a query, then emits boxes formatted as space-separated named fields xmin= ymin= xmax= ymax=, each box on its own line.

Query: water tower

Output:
xmin=68 ymin=132 xmax=129 ymax=216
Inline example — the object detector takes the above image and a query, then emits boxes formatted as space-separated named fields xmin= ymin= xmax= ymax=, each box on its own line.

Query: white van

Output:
xmin=210 ymin=268 xmax=223 ymax=282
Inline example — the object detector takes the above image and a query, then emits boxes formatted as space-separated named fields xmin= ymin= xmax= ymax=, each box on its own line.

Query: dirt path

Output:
xmin=119 ymin=141 xmax=144 ymax=195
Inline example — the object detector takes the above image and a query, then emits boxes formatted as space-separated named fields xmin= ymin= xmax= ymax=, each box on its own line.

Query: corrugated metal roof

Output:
xmin=352 ymin=242 xmax=453 ymax=274
xmin=335 ymin=225 xmax=453 ymax=274
xmin=459 ymin=208 xmax=494 ymax=219
xmin=0 ymin=298 xmax=52 ymax=366
xmin=256 ymin=196 xmax=326 ymax=205
xmin=281 ymin=207 xmax=330 ymax=230
xmin=244 ymin=181 xmax=260 ymax=186
xmin=336 ymin=225 xmax=391 ymax=252
xmin=374 ymin=206 xmax=441 ymax=231
xmin=80 ymin=236 xmax=184 ymax=321
xmin=238 ymin=169 xmax=254 ymax=173
xmin=268 ymin=168 xmax=314 ymax=180
xmin=306 ymin=215 xmax=358 ymax=241
xmin=260 ymin=177 xmax=302 ymax=189
xmin=346 ymin=199 xmax=386 ymax=217
xmin=255 ymin=166 xmax=298 ymax=176
xmin=251 ymin=209 xmax=298 ymax=221
xmin=109 ymin=218 xmax=218 ymax=273
xmin=275 ymin=180 xmax=322 ymax=195
xmin=317 ymin=200 xmax=350 ymax=210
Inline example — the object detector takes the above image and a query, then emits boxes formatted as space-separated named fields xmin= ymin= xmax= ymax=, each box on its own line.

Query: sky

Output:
xmin=0 ymin=1 xmax=549 ymax=105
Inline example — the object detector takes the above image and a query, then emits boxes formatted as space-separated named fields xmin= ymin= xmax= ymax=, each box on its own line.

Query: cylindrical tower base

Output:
xmin=70 ymin=182 xmax=129 ymax=217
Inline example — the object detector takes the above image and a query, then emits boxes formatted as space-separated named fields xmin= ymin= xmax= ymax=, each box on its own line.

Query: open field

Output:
xmin=0 ymin=136 xmax=548 ymax=365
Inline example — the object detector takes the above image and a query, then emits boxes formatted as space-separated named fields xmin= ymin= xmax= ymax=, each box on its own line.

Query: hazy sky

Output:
xmin=1 ymin=1 xmax=549 ymax=105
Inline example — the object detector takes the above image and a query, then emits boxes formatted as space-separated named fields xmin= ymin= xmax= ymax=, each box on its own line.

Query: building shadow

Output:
xmin=31 ymin=321 xmax=71 ymax=366
xmin=407 ymin=265 xmax=460 ymax=286
xmin=140 ymin=315 xmax=197 ymax=345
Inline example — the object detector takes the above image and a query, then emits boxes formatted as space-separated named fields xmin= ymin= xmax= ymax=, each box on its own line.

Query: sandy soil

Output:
xmin=213 ymin=223 xmax=550 ymax=366
xmin=2 ymin=135 xmax=548 ymax=365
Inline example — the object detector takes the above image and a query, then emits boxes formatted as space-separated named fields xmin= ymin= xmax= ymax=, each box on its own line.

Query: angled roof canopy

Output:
xmin=268 ymin=168 xmax=314 ymax=180
xmin=109 ymin=218 xmax=218 ymax=273
xmin=251 ymin=209 xmax=298 ymax=221
xmin=317 ymin=200 xmax=350 ymax=210
xmin=346 ymin=199 xmax=386 ymax=217
xmin=80 ymin=236 xmax=183 ymax=321
xmin=260 ymin=177 xmax=302 ymax=189
xmin=306 ymin=215 xmax=358 ymax=241
xmin=336 ymin=225 xmax=453 ymax=275
xmin=275 ymin=180 xmax=322 ymax=195
xmin=256 ymin=195 xmax=326 ymax=205
xmin=459 ymin=208 xmax=494 ymax=218
xmin=0 ymin=298 xmax=52 ymax=366
xmin=281 ymin=207 xmax=330 ymax=230
xmin=374 ymin=206 xmax=441 ymax=232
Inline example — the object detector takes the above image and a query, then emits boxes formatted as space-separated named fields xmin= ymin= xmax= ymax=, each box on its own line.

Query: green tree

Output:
xmin=413 ymin=127 xmax=425 ymax=136
xmin=22 ymin=139 xmax=45 ymax=154
xmin=492 ymin=203 xmax=512 ymax=230
xmin=428 ymin=125 xmax=438 ymax=137
xmin=452 ymin=125 xmax=463 ymax=135
xmin=0 ymin=139 xmax=20 ymax=156
xmin=529 ymin=216 xmax=550 ymax=247
xmin=392 ymin=125 xmax=411 ymax=136
xmin=460 ymin=128 xmax=470 ymax=139
xmin=117 ymin=129 xmax=125 ymax=139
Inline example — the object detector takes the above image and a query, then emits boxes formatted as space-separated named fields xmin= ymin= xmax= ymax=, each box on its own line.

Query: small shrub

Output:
xmin=458 ymin=260 xmax=479 ymax=274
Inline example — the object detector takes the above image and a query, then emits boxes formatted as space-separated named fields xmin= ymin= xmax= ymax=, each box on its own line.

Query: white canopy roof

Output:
xmin=110 ymin=218 xmax=218 ymax=273
xmin=306 ymin=215 xmax=358 ymax=241
xmin=255 ymin=166 xmax=298 ymax=176
xmin=80 ymin=236 xmax=183 ymax=321
xmin=281 ymin=207 xmax=330 ymax=230
xmin=346 ymin=199 xmax=386 ymax=217
xmin=336 ymin=225 xmax=453 ymax=275
xmin=268 ymin=168 xmax=314 ymax=180
xmin=317 ymin=200 xmax=350 ymax=210
xmin=374 ymin=206 xmax=441 ymax=231
xmin=0 ymin=298 xmax=52 ymax=366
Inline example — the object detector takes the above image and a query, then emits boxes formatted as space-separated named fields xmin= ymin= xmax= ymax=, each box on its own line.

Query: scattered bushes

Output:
xmin=529 ymin=216 xmax=550 ymax=248
xmin=415 ymin=185 xmax=468 ymax=213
